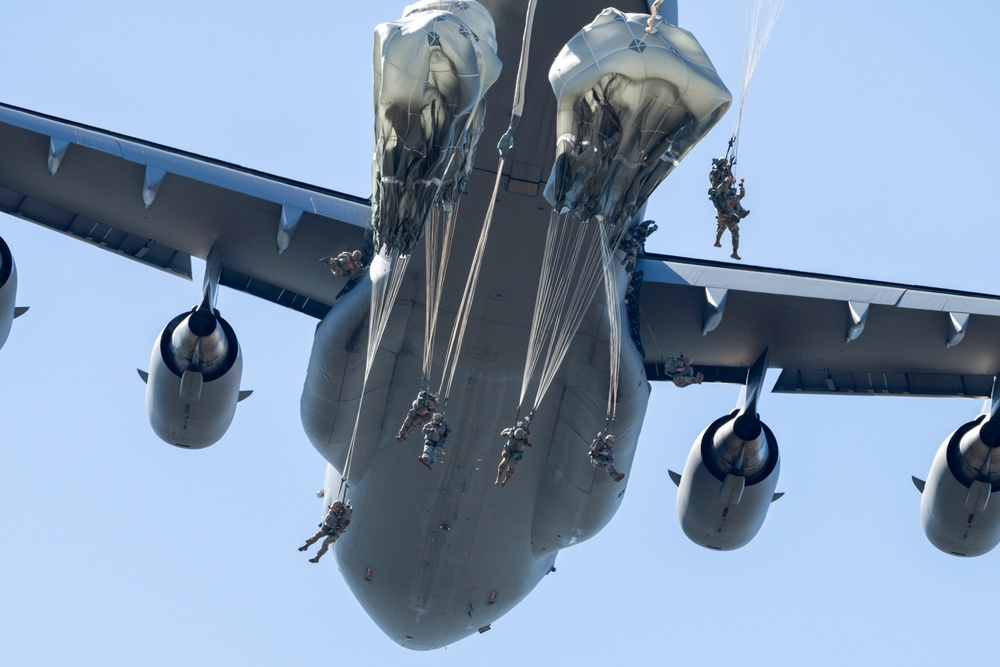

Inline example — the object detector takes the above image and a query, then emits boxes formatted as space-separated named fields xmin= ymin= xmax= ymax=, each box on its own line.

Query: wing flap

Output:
xmin=772 ymin=368 xmax=994 ymax=399
xmin=636 ymin=254 xmax=1000 ymax=395
xmin=0 ymin=181 xmax=192 ymax=279
xmin=0 ymin=103 xmax=371 ymax=318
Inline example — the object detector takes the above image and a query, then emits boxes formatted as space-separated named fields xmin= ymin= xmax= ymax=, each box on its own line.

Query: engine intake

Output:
xmin=672 ymin=409 xmax=781 ymax=550
xmin=916 ymin=415 xmax=1000 ymax=556
xmin=142 ymin=307 xmax=247 ymax=448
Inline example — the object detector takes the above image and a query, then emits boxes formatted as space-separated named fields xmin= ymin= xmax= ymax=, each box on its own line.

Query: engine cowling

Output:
xmin=143 ymin=307 xmax=246 ymax=448
xmin=674 ymin=409 xmax=781 ymax=550
xmin=917 ymin=416 xmax=1000 ymax=556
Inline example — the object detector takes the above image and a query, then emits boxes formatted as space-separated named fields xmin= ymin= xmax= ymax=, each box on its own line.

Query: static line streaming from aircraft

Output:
xmin=3 ymin=0 xmax=1000 ymax=654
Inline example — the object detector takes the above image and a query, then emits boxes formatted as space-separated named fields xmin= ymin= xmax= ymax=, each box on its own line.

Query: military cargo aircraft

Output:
xmin=2 ymin=0 xmax=999 ymax=658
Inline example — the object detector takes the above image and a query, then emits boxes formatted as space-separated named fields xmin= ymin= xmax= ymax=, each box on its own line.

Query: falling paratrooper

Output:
xmin=708 ymin=0 xmax=787 ymax=260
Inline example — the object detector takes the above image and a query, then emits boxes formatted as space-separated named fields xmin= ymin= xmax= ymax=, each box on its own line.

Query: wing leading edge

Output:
xmin=635 ymin=252 xmax=1000 ymax=398
xmin=0 ymin=102 xmax=371 ymax=319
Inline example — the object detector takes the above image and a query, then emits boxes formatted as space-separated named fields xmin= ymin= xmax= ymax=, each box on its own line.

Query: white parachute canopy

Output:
xmin=372 ymin=0 xmax=501 ymax=254
xmin=544 ymin=8 xmax=732 ymax=226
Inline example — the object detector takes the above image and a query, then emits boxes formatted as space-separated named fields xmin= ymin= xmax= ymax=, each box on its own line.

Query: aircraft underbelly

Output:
xmin=295 ymin=0 xmax=659 ymax=640
xmin=300 ymin=248 xmax=650 ymax=647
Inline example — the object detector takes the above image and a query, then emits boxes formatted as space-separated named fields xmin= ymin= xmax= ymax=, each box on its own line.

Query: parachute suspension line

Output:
xmin=423 ymin=201 xmax=460 ymax=386
xmin=730 ymin=0 xmax=786 ymax=163
xmin=597 ymin=220 xmax=630 ymax=423
xmin=437 ymin=0 xmax=539 ymax=405
xmin=339 ymin=249 xmax=412 ymax=489
xmin=366 ymin=250 xmax=411 ymax=378
xmin=437 ymin=159 xmax=505 ymax=405
xmin=519 ymin=214 xmax=606 ymax=416
xmin=534 ymin=223 xmax=604 ymax=408
xmin=519 ymin=211 xmax=588 ymax=408
xmin=341 ymin=374 xmax=369 ymax=489
xmin=520 ymin=212 xmax=586 ymax=408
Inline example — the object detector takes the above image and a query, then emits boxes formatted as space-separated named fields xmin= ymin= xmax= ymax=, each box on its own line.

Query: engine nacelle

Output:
xmin=143 ymin=307 xmax=246 ymax=448
xmin=0 ymin=234 xmax=18 ymax=351
xmin=674 ymin=409 xmax=780 ymax=550
xmin=917 ymin=416 xmax=1000 ymax=556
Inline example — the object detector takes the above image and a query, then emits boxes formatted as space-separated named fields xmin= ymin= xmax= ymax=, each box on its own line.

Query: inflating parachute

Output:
xmin=331 ymin=2 xmax=501 ymax=495
xmin=371 ymin=0 xmax=501 ymax=255
xmin=544 ymin=7 xmax=731 ymax=226
xmin=519 ymin=8 xmax=731 ymax=427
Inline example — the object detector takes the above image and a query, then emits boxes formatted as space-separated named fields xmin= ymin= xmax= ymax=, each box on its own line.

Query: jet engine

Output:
xmin=914 ymin=415 xmax=1000 ymax=556
xmin=0 ymin=234 xmax=28 ymax=352
xmin=671 ymin=408 xmax=781 ymax=550
xmin=141 ymin=306 xmax=249 ymax=448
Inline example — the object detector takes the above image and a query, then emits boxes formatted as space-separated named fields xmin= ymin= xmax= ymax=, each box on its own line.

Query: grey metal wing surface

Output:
xmin=635 ymin=252 xmax=1000 ymax=398
xmin=0 ymin=102 xmax=370 ymax=319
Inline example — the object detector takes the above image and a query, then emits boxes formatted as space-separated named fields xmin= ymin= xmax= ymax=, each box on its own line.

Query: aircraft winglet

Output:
xmin=668 ymin=470 xmax=682 ymax=487
xmin=911 ymin=476 xmax=926 ymax=493
xmin=137 ymin=369 xmax=149 ymax=383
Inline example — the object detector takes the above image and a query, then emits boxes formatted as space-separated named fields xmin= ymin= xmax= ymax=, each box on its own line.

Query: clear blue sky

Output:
xmin=1 ymin=2 xmax=997 ymax=665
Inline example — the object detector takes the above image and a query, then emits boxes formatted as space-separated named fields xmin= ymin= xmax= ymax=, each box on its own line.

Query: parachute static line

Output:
xmin=645 ymin=0 xmax=666 ymax=34
xmin=422 ymin=200 xmax=461 ymax=387
xmin=729 ymin=0 xmax=786 ymax=163
xmin=498 ymin=0 xmax=538 ymax=158
xmin=436 ymin=157 xmax=506 ymax=406
xmin=433 ymin=0 xmax=537 ymax=407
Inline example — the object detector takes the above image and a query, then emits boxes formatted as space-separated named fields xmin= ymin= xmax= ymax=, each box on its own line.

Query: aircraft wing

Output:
xmin=0 ymin=102 xmax=370 ymax=319
xmin=635 ymin=253 xmax=1000 ymax=398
